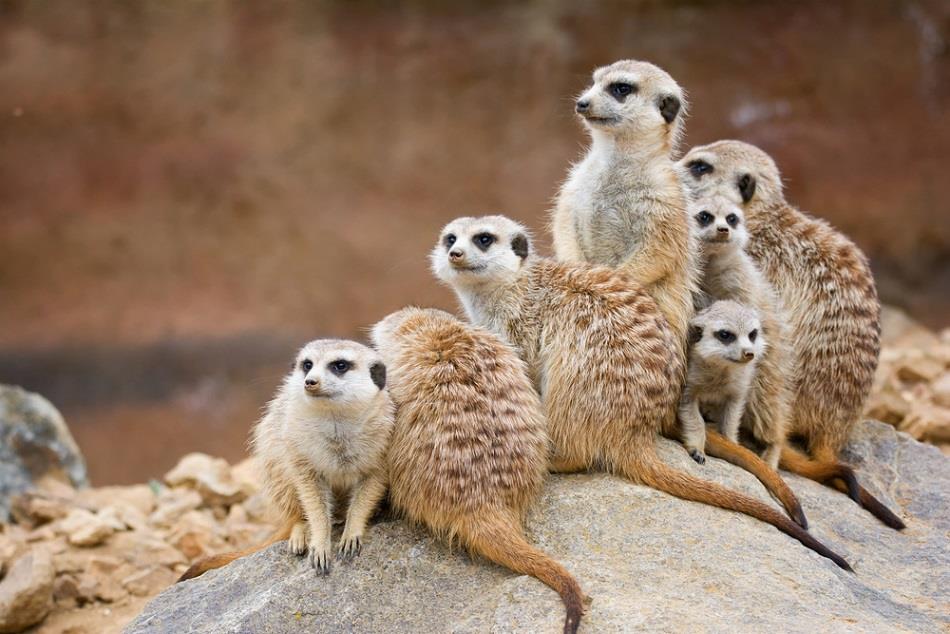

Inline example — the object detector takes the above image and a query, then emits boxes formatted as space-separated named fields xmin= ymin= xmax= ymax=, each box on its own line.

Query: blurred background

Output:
xmin=1 ymin=1 xmax=947 ymax=484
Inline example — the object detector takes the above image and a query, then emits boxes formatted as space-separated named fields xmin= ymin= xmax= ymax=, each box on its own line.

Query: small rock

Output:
xmin=53 ymin=574 xmax=81 ymax=609
xmin=932 ymin=372 xmax=950 ymax=409
xmin=59 ymin=509 xmax=115 ymax=547
xmin=121 ymin=566 xmax=177 ymax=597
xmin=896 ymin=356 xmax=944 ymax=383
xmin=168 ymin=510 xmax=222 ymax=560
xmin=111 ymin=532 xmax=187 ymax=569
xmin=9 ymin=491 xmax=73 ymax=526
xmin=96 ymin=506 xmax=131 ymax=532
xmin=900 ymin=401 xmax=950 ymax=444
xmin=864 ymin=385 xmax=911 ymax=425
xmin=164 ymin=453 xmax=245 ymax=507
xmin=0 ymin=548 xmax=55 ymax=633
xmin=76 ymin=484 xmax=156 ymax=516
xmin=230 ymin=457 xmax=260 ymax=497
xmin=0 ymin=385 xmax=88 ymax=523
xmin=149 ymin=489 xmax=202 ymax=528
xmin=241 ymin=492 xmax=269 ymax=522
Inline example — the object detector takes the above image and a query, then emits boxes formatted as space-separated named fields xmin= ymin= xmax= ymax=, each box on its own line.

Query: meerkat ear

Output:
xmin=510 ymin=233 xmax=530 ymax=260
xmin=657 ymin=95 xmax=681 ymax=124
xmin=738 ymin=173 xmax=757 ymax=203
xmin=687 ymin=324 xmax=703 ymax=345
xmin=369 ymin=362 xmax=386 ymax=390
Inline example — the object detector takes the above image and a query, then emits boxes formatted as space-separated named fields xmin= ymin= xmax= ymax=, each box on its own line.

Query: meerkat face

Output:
xmin=431 ymin=215 xmax=531 ymax=289
xmin=574 ymin=60 xmax=686 ymax=144
xmin=288 ymin=340 xmax=386 ymax=409
xmin=691 ymin=197 xmax=749 ymax=251
xmin=688 ymin=300 xmax=765 ymax=366
xmin=679 ymin=140 xmax=784 ymax=211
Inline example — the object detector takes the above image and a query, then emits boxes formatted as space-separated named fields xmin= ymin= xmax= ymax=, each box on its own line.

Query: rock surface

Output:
xmin=0 ymin=385 xmax=88 ymax=522
xmin=0 ymin=549 xmax=54 ymax=633
xmin=128 ymin=421 xmax=949 ymax=634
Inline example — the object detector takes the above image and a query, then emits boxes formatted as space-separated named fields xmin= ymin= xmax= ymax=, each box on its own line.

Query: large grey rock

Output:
xmin=128 ymin=421 xmax=949 ymax=633
xmin=0 ymin=385 xmax=88 ymax=522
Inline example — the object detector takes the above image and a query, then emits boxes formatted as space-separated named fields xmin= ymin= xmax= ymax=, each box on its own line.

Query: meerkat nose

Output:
xmin=743 ymin=351 xmax=755 ymax=360
xmin=717 ymin=226 xmax=729 ymax=234
xmin=305 ymin=379 xmax=319 ymax=387
xmin=449 ymin=249 xmax=464 ymax=260
xmin=575 ymin=99 xmax=590 ymax=113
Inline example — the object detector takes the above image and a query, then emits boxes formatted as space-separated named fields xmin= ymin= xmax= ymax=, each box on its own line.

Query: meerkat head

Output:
xmin=691 ymin=197 xmax=749 ymax=252
xmin=286 ymin=339 xmax=386 ymax=412
xmin=430 ymin=215 xmax=532 ymax=290
xmin=679 ymin=140 xmax=784 ymax=211
xmin=574 ymin=60 xmax=687 ymax=150
xmin=688 ymin=300 xmax=765 ymax=366
xmin=370 ymin=306 xmax=436 ymax=359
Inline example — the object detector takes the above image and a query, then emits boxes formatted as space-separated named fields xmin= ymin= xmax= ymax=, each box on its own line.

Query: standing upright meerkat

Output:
xmin=678 ymin=139 xmax=904 ymax=529
xmin=179 ymin=340 xmax=393 ymax=581
xmin=551 ymin=59 xmax=698 ymax=361
xmin=691 ymin=197 xmax=793 ymax=470
xmin=371 ymin=307 xmax=585 ymax=634
xmin=432 ymin=215 xmax=851 ymax=571
xmin=680 ymin=300 xmax=765 ymax=465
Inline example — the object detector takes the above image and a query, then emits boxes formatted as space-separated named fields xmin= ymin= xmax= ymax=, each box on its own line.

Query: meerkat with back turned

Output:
xmin=680 ymin=301 xmax=765 ymax=464
xmin=690 ymin=197 xmax=792 ymax=469
xmin=552 ymin=59 xmax=698 ymax=362
xmin=371 ymin=308 xmax=585 ymax=634
xmin=179 ymin=340 xmax=393 ymax=581
xmin=432 ymin=215 xmax=851 ymax=570
xmin=678 ymin=140 xmax=903 ymax=529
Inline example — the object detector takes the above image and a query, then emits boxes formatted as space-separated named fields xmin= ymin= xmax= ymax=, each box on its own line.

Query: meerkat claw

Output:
xmin=689 ymin=449 xmax=706 ymax=465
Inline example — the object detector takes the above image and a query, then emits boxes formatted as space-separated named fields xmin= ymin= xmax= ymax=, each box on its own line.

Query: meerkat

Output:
xmin=678 ymin=139 xmax=904 ymax=529
xmin=432 ymin=215 xmax=852 ymax=571
xmin=371 ymin=307 xmax=585 ymax=634
xmin=178 ymin=340 xmax=393 ymax=581
xmin=551 ymin=59 xmax=699 ymax=364
xmin=680 ymin=301 xmax=765 ymax=464
xmin=691 ymin=197 xmax=792 ymax=470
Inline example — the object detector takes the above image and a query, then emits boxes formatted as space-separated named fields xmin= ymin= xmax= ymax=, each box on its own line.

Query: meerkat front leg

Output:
xmin=290 ymin=471 xmax=334 ymax=574
xmin=761 ymin=442 xmax=781 ymax=470
xmin=719 ymin=397 xmax=746 ymax=445
xmin=679 ymin=397 xmax=707 ymax=465
xmin=338 ymin=471 xmax=387 ymax=561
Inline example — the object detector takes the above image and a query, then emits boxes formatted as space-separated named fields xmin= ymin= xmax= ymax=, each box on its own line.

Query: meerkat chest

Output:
xmin=305 ymin=422 xmax=375 ymax=478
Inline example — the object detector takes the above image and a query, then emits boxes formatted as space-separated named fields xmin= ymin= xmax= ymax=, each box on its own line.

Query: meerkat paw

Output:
xmin=689 ymin=449 xmax=707 ymax=465
xmin=308 ymin=537 xmax=333 ymax=575
xmin=287 ymin=521 xmax=309 ymax=555
xmin=337 ymin=533 xmax=363 ymax=561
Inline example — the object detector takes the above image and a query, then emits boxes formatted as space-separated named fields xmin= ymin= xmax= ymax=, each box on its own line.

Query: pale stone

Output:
xmin=122 ymin=566 xmax=178 ymax=597
xmin=149 ymin=489 xmax=202 ymax=528
xmin=59 ymin=509 xmax=115 ymax=547
xmin=164 ymin=454 xmax=245 ymax=507
xmin=0 ymin=548 xmax=55 ymax=633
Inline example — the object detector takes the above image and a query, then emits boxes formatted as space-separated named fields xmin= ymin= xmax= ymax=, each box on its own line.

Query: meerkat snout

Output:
xmin=575 ymin=99 xmax=590 ymax=114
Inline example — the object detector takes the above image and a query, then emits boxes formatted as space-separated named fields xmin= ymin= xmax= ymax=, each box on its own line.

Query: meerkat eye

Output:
xmin=725 ymin=213 xmax=739 ymax=227
xmin=688 ymin=160 xmax=713 ymax=178
xmin=328 ymin=359 xmax=351 ymax=376
xmin=473 ymin=233 xmax=495 ymax=250
xmin=714 ymin=330 xmax=736 ymax=344
xmin=301 ymin=359 xmax=313 ymax=373
xmin=443 ymin=234 xmax=456 ymax=248
xmin=608 ymin=82 xmax=636 ymax=100
xmin=695 ymin=211 xmax=714 ymax=226
xmin=748 ymin=329 xmax=758 ymax=342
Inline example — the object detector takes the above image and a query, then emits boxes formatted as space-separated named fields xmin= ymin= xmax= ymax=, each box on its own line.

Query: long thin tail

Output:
xmin=704 ymin=431 xmax=807 ymax=529
xmin=460 ymin=515 xmax=586 ymax=634
xmin=177 ymin=519 xmax=294 ymax=582
xmin=620 ymin=449 xmax=852 ymax=572
xmin=780 ymin=446 xmax=905 ymax=530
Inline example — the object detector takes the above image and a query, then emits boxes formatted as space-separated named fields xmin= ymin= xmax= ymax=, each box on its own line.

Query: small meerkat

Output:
xmin=680 ymin=301 xmax=764 ymax=464
xmin=691 ymin=197 xmax=792 ymax=470
xmin=432 ymin=215 xmax=851 ymax=571
xmin=551 ymin=59 xmax=698 ymax=364
xmin=678 ymin=139 xmax=903 ymax=529
xmin=371 ymin=308 xmax=585 ymax=634
xmin=179 ymin=340 xmax=393 ymax=581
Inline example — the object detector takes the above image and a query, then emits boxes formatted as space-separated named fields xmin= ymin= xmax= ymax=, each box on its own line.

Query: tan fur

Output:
xmin=371 ymin=307 xmax=585 ymax=634
xmin=690 ymin=197 xmax=793 ymax=469
xmin=551 ymin=60 xmax=698 ymax=366
xmin=433 ymin=215 xmax=852 ymax=570
xmin=678 ymin=140 xmax=904 ymax=529
xmin=179 ymin=340 xmax=394 ymax=581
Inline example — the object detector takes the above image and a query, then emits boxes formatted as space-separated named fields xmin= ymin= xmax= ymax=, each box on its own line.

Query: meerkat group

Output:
xmin=177 ymin=58 xmax=905 ymax=630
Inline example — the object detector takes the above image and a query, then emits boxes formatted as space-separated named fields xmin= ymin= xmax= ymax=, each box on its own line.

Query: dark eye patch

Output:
xmin=301 ymin=359 xmax=313 ymax=373
xmin=725 ymin=213 xmax=739 ymax=227
xmin=688 ymin=160 xmax=713 ymax=178
xmin=328 ymin=359 xmax=352 ymax=376
xmin=443 ymin=234 xmax=457 ymax=249
xmin=714 ymin=330 xmax=736 ymax=344
xmin=748 ymin=329 xmax=758 ymax=343
xmin=608 ymin=82 xmax=636 ymax=101
xmin=695 ymin=211 xmax=714 ymax=227
xmin=473 ymin=232 xmax=496 ymax=251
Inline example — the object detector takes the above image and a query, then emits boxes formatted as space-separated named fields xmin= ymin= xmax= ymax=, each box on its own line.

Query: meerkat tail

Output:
xmin=704 ymin=430 xmax=807 ymax=529
xmin=177 ymin=519 xmax=295 ymax=582
xmin=823 ymin=478 xmax=907 ymax=531
xmin=460 ymin=516 xmax=586 ymax=634
xmin=620 ymin=449 xmax=853 ymax=571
